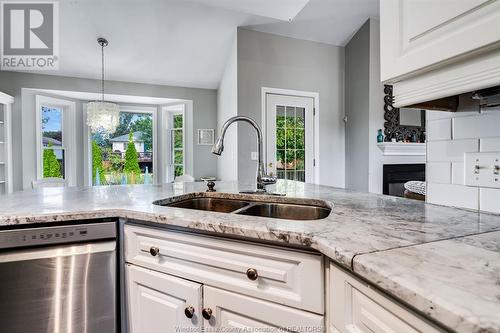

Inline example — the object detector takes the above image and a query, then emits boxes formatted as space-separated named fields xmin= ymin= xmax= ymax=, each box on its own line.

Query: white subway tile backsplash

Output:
xmin=426 ymin=110 xmax=500 ymax=212
xmin=451 ymin=162 xmax=465 ymax=185
xmin=426 ymin=162 xmax=451 ymax=184
xmin=453 ymin=113 xmax=500 ymax=139
xmin=427 ymin=183 xmax=479 ymax=210
xmin=427 ymin=139 xmax=478 ymax=162
xmin=426 ymin=110 xmax=453 ymax=121
xmin=480 ymin=138 xmax=500 ymax=152
xmin=426 ymin=119 xmax=451 ymax=141
xmin=479 ymin=188 xmax=500 ymax=214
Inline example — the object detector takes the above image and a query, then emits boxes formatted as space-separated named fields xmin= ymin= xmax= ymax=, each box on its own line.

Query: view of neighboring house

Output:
xmin=42 ymin=137 xmax=62 ymax=147
xmin=109 ymin=131 xmax=145 ymax=153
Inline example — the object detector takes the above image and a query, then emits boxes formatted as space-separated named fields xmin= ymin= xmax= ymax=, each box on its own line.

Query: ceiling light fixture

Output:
xmin=86 ymin=37 xmax=120 ymax=134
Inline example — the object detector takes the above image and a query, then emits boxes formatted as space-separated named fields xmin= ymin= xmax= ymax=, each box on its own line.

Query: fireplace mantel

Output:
xmin=377 ymin=142 xmax=426 ymax=156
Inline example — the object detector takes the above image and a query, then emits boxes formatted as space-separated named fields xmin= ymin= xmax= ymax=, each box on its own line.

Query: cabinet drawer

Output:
xmin=124 ymin=224 xmax=324 ymax=313
xmin=328 ymin=262 xmax=442 ymax=333
xmin=204 ymin=286 xmax=324 ymax=332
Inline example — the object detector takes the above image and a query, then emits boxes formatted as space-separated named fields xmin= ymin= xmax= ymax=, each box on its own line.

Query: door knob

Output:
xmin=202 ymin=308 xmax=212 ymax=320
xmin=184 ymin=306 xmax=195 ymax=319
xmin=246 ymin=268 xmax=259 ymax=281
xmin=149 ymin=246 xmax=160 ymax=256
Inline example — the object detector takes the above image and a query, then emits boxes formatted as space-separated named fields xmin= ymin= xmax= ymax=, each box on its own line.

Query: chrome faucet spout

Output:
xmin=212 ymin=116 xmax=276 ymax=192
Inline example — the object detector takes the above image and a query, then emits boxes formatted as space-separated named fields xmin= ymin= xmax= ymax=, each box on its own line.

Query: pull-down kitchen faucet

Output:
xmin=212 ymin=116 xmax=277 ymax=193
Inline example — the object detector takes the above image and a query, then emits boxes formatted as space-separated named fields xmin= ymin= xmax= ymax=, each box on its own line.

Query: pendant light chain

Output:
xmin=101 ymin=42 xmax=105 ymax=103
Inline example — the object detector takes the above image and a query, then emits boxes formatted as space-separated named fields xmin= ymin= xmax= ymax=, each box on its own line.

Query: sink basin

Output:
xmin=154 ymin=193 xmax=332 ymax=220
xmin=235 ymin=203 xmax=331 ymax=220
xmin=165 ymin=197 xmax=250 ymax=213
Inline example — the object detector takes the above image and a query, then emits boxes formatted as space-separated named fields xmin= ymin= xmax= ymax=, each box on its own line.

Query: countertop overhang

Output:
xmin=0 ymin=180 xmax=499 ymax=333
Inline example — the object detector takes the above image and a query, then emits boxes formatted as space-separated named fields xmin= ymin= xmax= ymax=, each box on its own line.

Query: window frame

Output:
xmin=35 ymin=95 xmax=76 ymax=186
xmin=169 ymin=110 xmax=185 ymax=181
xmin=160 ymin=102 xmax=194 ymax=183
xmin=83 ymin=104 xmax=158 ymax=186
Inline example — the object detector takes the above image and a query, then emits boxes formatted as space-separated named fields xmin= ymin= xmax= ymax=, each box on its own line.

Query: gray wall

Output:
xmin=368 ymin=19 xmax=386 ymax=194
xmin=216 ymin=32 xmax=238 ymax=181
xmin=237 ymin=29 xmax=345 ymax=187
xmin=345 ymin=20 xmax=370 ymax=192
xmin=344 ymin=19 xmax=385 ymax=193
xmin=0 ymin=71 xmax=218 ymax=191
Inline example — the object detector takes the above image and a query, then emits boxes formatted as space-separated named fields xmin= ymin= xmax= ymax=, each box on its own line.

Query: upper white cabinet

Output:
xmin=381 ymin=0 xmax=500 ymax=107
xmin=381 ymin=0 xmax=500 ymax=82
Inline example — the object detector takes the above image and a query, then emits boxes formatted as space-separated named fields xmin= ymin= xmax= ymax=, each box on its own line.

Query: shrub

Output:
xmin=43 ymin=143 xmax=62 ymax=178
xmin=123 ymin=132 xmax=141 ymax=183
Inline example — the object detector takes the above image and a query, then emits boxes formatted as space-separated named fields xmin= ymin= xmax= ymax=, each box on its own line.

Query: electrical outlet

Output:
xmin=464 ymin=152 xmax=500 ymax=188
xmin=251 ymin=152 xmax=258 ymax=161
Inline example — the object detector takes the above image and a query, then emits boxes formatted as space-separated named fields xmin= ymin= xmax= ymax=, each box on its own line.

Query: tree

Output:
xmin=92 ymin=141 xmax=105 ymax=185
xmin=123 ymin=132 xmax=141 ymax=183
xmin=43 ymin=143 xmax=62 ymax=178
xmin=130 ymin=115 xmax=153 ymax=151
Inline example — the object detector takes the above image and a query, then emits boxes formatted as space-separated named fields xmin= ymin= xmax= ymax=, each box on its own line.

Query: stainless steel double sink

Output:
xmin=153 ymin=194 xmax=332 ymax=221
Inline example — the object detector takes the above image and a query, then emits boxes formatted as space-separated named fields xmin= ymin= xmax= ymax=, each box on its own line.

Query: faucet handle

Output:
xmin=201 ymin=177 xmax=217 ymax=192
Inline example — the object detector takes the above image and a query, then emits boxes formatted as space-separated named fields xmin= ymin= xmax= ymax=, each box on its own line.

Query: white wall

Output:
xmin=426 ymin=109 xmax=500 ymax=213
xmin=216 ymin=32 xmax=238 ymax=181
xmin=237 ymin=28 xmax=345 ymax=187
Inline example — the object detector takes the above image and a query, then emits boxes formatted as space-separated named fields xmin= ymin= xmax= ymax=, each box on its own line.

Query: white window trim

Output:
xmin=261 ymin=87 xmax=320 ymax=184
xmin=161 ymin=101 xmax=194 ymax=183
xmin=35 ymin=95 xmax=77 ymax=186
xmin=83 ymin=104 xmax=158 ymax=186
xmin=166 ymin=106 xmax=185 ymax=182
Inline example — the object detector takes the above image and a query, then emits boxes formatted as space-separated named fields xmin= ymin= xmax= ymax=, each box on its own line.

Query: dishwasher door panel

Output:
xmin=0 ymin=241 xmax=116 ymax=333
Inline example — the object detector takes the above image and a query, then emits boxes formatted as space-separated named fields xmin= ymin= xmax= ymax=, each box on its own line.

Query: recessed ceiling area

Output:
xmin=24 ymin=0 xmax=379 ymax=89
xmin=244 ymin=0 xmax=380 ymax=46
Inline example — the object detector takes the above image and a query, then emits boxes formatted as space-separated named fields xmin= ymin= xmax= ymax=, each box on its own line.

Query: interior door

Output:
xmin=202 ymin=286 xmax=323 ymax=332
xmin=126 ymin=264 xmax=202 ymax=333
xmin=265 ymin=94 xmax=314 ymax=183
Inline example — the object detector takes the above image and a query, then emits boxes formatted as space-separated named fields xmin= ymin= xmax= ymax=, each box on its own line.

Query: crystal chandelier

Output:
xmin=86 ymin=37 xmax=120 ymax=134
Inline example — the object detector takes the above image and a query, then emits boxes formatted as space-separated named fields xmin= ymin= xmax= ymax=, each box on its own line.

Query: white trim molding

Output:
xmin=393 ymin=48 xmax=500 ymax=107
xmin=261 ymin=87 xmax=320 ymax=184
xmin=377 ymin=142 xmax=426 ymax=156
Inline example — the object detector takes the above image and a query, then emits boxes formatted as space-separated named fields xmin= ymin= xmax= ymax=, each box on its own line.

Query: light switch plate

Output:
xmin=464 ymin=152 xmax=500 ymax=189
xmin=251 ymin=152 xmax=258 ymax=161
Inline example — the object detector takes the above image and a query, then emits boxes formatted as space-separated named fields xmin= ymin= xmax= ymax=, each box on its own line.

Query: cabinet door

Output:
xmin=327 ymin=262 xmax=442 ymax=333
xmin=381 ymin=0 xmax=500 ymax=82
xmin=202 ymin=286 xmax=324 ymax=332
xmin=126 ymin=264 xmax=202 ymax=333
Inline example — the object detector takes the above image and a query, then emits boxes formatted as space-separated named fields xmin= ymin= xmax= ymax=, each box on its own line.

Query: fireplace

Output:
xmin=383 ymin=164 xmax=425 ymax=197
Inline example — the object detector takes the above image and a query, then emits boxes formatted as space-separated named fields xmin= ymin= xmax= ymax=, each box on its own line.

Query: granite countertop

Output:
xmin=0 ymin=180 xmax=499 ymax=333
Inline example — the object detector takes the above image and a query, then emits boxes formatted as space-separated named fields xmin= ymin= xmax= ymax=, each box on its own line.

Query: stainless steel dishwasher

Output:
xmin=0 ymin=220 xmax=117 ymax=333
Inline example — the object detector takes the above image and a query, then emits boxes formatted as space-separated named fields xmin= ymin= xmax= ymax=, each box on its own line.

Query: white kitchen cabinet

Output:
xmin=0 ymin=92 xmax=13 ymax=195
xmin=380 ymin=0 xmax=500 ymax=107
xmin=125 ymin=264 xmax=202 ymax=333
xmin=327 ymin=262 xmax=443 ymax=333
xmin=124 ymin=224 xmax=324 ymax=313
xmin=203 ymin=286 xmax=324 ymax=332
xmin=381 ymin=0 xmax=500 ymax=83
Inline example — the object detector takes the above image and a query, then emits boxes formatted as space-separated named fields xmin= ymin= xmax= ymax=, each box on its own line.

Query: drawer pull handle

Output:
xmin=149 ymin=246 xmax=160 ymax=256
xmin=246 ymin=268 xmax=259 ymax=281
xmin=184 ymin=306 xmax=195 ymax=319
xmin=202 ymin=308 xmax=212 ymax=320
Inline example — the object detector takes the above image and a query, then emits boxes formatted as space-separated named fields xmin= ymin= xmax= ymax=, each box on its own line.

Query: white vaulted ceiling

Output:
xmin=25 ymin=0 xmax=379 ymax=89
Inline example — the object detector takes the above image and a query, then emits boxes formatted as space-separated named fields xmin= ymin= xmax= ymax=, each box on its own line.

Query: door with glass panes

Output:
xmin=266 ymin=94 xmax=314 ymax=183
